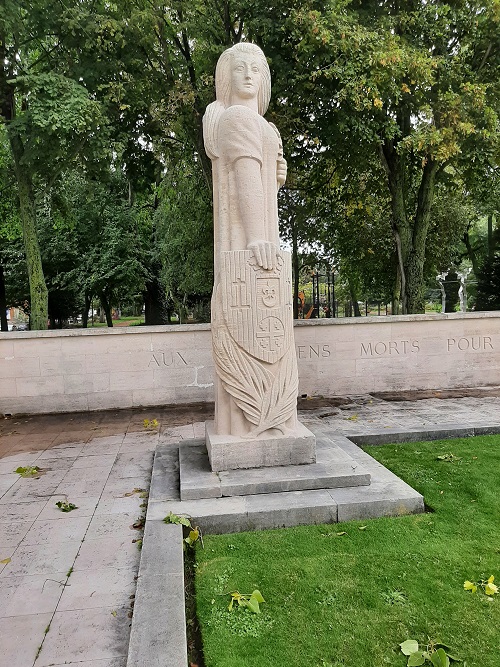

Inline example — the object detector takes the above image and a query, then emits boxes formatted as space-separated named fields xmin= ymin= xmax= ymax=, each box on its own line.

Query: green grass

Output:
xmin=194 ymin=436 xmax=500 ymax=667
xmin=89 ymin=316 xmax=144 ymax=327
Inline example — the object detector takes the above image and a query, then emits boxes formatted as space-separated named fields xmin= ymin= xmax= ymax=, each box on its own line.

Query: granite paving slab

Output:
xmin=0 ymin=572 xmax=68 ymax=617
xmin=0 ymin=612 xmax=54 ymax=666
xmin=35 ymin=606 xmax=131 ymax=667
xmin=57 ymin=567 xmax=137 ymax=611
xmin=74 ymin=536 xmax=141 ymax=571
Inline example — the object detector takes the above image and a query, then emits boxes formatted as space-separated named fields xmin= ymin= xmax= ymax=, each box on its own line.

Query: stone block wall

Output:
xmin=1 ymin=312 xmax=499 ymax=415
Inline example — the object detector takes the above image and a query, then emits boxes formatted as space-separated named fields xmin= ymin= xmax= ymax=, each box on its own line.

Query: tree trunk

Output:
xmin=82 ymin=293 xmax=92 ymax=328
xmin=348 ymin=280 xmax=361 ymax=317
xmin=403 ymin=160 xmax=439 ymax=313
xmin=0 ymin=264 xmax=8 ymax=331
xmin=381 ymin=138 xmax=439 ymax=314
xmin=380 ymin=142 xmax=411 ymax=314
xmin=462 ymin=227 xmax=481 ymax=276
xmin=99 ymin=292 xmax=113 ymax=327
xmin=291 ymin=218 xmax=300 ymax=319
xmin=404 ymin=250 xmax=427 ymax=313
xmin=8 ymin=131 xmax=48 ymax=330
xmin=488 ymin=213 xmax=494 ymax=258
xmin=144 ymin=277 xmax=168 ymax=325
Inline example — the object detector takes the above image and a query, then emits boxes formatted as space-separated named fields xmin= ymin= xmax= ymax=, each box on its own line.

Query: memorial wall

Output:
xmin=1 ymin=311 xmax=499 ymax=416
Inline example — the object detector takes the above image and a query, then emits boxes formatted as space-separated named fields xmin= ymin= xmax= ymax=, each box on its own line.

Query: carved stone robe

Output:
xmin=209 ymin=105 xmax=298 ymax=438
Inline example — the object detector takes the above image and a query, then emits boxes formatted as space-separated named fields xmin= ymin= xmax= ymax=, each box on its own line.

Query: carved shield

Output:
xmin=220 ymin=249 xmax=294 ymax=364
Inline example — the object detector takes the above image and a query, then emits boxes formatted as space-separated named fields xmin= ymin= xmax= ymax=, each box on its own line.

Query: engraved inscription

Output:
xmin=360 ymin=340 xmax=420 ymax=357
xmin=148 ymin=351 xmax=188 ymax=368
xmin=297 ymin=344 xmax=331 ymax=359
xmin=447 ymin=336 xmax=493 ymax=351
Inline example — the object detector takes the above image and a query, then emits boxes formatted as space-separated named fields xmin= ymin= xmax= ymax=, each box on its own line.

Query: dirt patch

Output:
xmin=371 ymin=387 xmax=500 ymax=401
xmin=297 ymin=396 xmax=353 ymax=410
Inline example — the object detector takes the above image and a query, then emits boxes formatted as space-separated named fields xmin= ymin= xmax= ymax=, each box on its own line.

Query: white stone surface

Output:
xmin=206 ymin=420 xmax=316 ymax=471
xmin=1 ymin=312 xmax=500 ymax=415
xmin=203 ymin=43 xmax=300 ymax=449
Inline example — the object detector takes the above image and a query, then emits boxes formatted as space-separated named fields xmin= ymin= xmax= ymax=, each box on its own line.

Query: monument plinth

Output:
xmin=203 ymin=42 xmax=316 ymax=472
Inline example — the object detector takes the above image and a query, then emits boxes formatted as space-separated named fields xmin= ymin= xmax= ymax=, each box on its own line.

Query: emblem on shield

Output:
xmin=221 ymin=249 xmax=293 ymax=364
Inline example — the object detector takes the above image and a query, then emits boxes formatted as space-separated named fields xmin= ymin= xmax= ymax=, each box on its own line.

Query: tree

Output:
xmin=247 ymin=0 xmax=499 ymax=313
xmin=46 ymin=170 xmax=148 ymax=327
xmin=0 ymin=4 xmax=110 ymax=328
xmin=0 ymin=127 xmax=23 ymax=330
xmin=155 ymin=155 xmax=213 ymax=321
xmin=476 ymin=252 xmax=500 ymax=310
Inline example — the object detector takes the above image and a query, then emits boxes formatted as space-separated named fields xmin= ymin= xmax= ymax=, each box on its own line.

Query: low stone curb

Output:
xmin=349 ymin=422 xmax=500 ymax=446
xmin=126 ymin=521 xmax=187 ymax=667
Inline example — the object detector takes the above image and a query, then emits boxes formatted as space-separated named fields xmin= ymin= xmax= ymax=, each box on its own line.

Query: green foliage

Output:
xmin=40 ymin=169 xmax=150 ymax=325
xmin=55 ymin=500 xmax=78 ymax=513
xmin=156 ymin=156 xmax=213 ymax=319
xmin=475 ymin=252 xmax=500 ymax=310
xmin=252 ymin=0 xmax=500 ymax=312
xmin=163 ymin=511 xmax=192 ymax=528
xmin=464 ymin=575 xmax=498 ymax=597
xmin=163 ymin=511 xmax=203 ymax=550
xmin=381 ymin=589 xmax=408 ymax=606
xmin=11 ymin=72 xmax=105 ymax=176
xmin=14 ymin=466 xmax=41 ymax=478
xmin=228 ymin=590 xmax=265 ymax=614
xmin=400 ymin=639 xmax=461 ymax=666
xmin=436 ymin=454 xmax=462 ymax=463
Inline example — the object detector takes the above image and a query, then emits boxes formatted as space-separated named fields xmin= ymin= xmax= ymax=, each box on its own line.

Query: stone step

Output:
xmin=179 ymin=434 xmax=371 ymax=500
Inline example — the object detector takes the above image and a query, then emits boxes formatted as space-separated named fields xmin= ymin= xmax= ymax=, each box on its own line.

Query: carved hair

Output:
xmin=203 ymin=43 xmax=271 ymax=159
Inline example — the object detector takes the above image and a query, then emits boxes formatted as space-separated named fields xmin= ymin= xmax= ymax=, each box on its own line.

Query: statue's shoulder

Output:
xmin=220 ymin=104 xmax=262 ymax=127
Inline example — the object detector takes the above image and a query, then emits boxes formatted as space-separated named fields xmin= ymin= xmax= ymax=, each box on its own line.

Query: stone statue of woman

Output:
xmin=203 ymin=43 xmax=315 ymax=470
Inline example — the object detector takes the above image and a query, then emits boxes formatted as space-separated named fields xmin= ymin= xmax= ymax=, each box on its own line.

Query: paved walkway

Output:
xmin=1 ymin=393 xmax=499 ymax=667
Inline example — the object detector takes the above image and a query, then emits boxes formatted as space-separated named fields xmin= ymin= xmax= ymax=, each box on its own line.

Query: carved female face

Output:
xmin=231 ymin=52 xmax=262 ymax=102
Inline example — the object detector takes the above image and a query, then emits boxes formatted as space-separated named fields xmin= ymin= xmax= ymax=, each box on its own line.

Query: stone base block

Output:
xmin=180 ymin=434 xmax=370 ymax=501
xmin=205 ymin=421 xmax=316 ymax=472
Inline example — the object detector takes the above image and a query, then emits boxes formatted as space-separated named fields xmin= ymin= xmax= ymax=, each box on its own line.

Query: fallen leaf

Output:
xmin=0 ymin=557 xmax=11 ymax=564
xmin=336 ymin=531 xmax=347 ymax=536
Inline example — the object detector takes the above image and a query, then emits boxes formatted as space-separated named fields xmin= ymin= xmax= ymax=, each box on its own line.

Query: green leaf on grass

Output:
xmin=246 ymin=596 xmax=260 ymax=613
xmin=430 ymin=649 xmax=450 ymax=667
xmin=401 ymin=640 xmax=419 ymax=656
xmin=408 ymin=652 xmax=426 ymax=666
xmin=251 ymin=590 xmax=265 ymax=603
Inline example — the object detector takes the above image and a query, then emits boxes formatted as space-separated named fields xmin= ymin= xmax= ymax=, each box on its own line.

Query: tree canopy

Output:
xmin=1 ymin=0 xmax=499 ymax=328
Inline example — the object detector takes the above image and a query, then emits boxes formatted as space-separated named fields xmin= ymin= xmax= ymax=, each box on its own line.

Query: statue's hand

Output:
xmin=277 ymin=157 xmax=287 ymax=189
xmin=248 ymin=240 xmax=277 ymax=271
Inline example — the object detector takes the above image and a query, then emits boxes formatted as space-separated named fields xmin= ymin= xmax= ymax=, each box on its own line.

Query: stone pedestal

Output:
xmin=206 ymin=421 xmax=316 ymax=472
